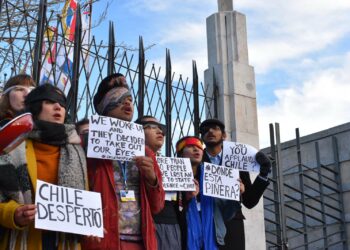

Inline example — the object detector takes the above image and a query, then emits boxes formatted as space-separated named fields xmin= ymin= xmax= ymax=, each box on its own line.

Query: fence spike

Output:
xmin=107 ymin=21 xmax=115 ymax=76
xmin=67 ymin=3 xmax=82 ymax=122
xmin=137 ymin=36 xmax=145 ymax=117
xmin=32 ymin=0 xmax=47 ymax=84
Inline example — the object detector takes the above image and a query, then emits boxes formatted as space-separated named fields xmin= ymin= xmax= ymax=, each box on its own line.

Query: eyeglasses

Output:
xmin=2 ymin=85 xmax=35 ymax=95
xmin=143 ymin=122 xmax=166 ymax=135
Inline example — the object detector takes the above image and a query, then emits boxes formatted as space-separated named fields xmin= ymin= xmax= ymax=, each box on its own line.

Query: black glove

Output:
xmin=255 ymin=151 xmax=271 ymax=178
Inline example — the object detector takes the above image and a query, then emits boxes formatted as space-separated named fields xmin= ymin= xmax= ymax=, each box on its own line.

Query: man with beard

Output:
xmin=199 ymin=118 xmax=271 ymax=250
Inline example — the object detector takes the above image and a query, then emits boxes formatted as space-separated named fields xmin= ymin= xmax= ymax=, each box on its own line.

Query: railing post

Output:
xmin=68 ymin=4 xmax=81 ymax=122
xmin=193 ymin=60 xmax=199 ymax=136
xmin=165 ymin=49 xmax=172 ymax=156
xmin=296 ymin=128 xmax=308 ymax=249
xmin=137 ymin=36 xmax=145 ymax=118
xmin=107 ymin=21 xmax=115 ymax=76
xmin=32 ymin=0 xmax=47 ymax=84
xmin=275 ymin=123 xmax=288 ymax=249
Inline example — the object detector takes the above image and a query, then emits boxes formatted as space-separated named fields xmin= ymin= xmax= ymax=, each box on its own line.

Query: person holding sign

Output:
xmin=0 ymin=84 xmax=88 ymax=249
xmin=199 ymin=118 xmax=271 ymax=250
xmin=83 ymin=74 xmax=165 ymax=250
xmin=136 ymin=115 xmax=182 ymax=250
xmin=176 ymin=136 xmax=219 ymax=250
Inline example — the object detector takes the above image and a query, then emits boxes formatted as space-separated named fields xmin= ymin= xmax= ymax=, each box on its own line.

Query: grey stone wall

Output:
xmin=263 ymin=122 xmax=350 ymax=249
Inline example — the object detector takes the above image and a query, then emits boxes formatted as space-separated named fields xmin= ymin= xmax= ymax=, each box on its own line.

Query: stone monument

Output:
xmin=204 ymin=0 xmax=266 ymax=249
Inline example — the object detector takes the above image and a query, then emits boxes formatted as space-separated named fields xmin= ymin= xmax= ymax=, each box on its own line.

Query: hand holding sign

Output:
xmin=185 ymin=179 xmax=199 ymax=201
xmin=134 ymin=156 xmax=157 ymax=186
xmin=14 ymin=204 xmax=36 ymax=227
xmin=255 ymin=151 xmax=271 ymax=177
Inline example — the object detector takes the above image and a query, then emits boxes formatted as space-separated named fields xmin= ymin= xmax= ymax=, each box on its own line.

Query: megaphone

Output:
xmin=0 ymin=113 xmax=33 ymax=154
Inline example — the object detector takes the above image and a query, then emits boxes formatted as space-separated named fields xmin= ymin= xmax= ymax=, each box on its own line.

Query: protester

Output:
xmin=82 ymin=74 xmax=165 ymax=250
xmin=75 ymin=117 xmax=89 ymax=135
xmin=0 ymin=74 xmax=35 ymax=126
xmin=176 ymin=136 xmax=218 ymax=250
xmin=199 ymin=118 xmax=271 ymax=250
xmin=136 ymin=115 xmax=182 ymax=250
xmin=0 ymin=83 xmax=88 ymax=249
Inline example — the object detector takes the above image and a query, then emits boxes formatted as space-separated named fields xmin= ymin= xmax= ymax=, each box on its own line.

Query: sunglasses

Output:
xmin=200 ymin=125 xmax=222 ymax=135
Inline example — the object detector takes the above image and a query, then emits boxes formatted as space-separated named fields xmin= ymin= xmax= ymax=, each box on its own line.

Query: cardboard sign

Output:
xmin=222 ymin=141 xmax=260 ymax=172
xmin=87 ymin=115 xmax=145 ymax=161
xmin=35 ymin=180 xmax=104 ymax=237
xmin=203 ymin=162 xmax=240 ymax=201
xmin=156 ymin=157 xmax=195 ymax=191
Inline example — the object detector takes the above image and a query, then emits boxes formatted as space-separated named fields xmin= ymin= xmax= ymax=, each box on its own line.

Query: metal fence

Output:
xmin=0 ymin=0 xmax=217 ymax=156
xmin=264 ymin=123 xmax=348 ymax=250
xmin=4 ymin=2 xmax=348 ymax=249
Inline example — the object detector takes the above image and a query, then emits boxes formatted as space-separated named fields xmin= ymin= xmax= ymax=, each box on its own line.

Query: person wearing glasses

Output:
xmin=135 ymin=116 xmax=182 ymax=250
xmin=0 ymin=74 xmax=35 ymax=126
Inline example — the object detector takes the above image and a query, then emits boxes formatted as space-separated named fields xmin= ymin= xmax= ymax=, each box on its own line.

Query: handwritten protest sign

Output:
xmin=35 ymin=180 xmax=103 ymax=237
xmin=87 ymin=115 xmax=145 ymax=161
xmin=203 ymin=162 xmax=240 ymax=201
xmin=156 ymin=157 xmax=195 ymax=191
xmin=222 ymin=141 xmax=260 ymax=172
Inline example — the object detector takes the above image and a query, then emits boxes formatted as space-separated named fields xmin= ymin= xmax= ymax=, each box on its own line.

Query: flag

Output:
xmin=39 ymin=0 xmax=91 ymax=95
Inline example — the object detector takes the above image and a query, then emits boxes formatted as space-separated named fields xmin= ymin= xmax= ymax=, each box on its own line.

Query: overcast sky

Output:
xmin=93 ymin=0 xmax=350 ymax=148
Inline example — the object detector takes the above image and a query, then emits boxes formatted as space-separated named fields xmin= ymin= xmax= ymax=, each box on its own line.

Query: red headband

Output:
xmin=176 ymin=137 xmax=203 ymax=153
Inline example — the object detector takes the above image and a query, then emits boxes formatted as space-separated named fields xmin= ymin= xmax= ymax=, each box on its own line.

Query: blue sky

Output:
xmin=91 ymin=0 xmax=350 ymax=147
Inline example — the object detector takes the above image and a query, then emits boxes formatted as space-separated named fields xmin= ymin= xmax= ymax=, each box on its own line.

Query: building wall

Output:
xmin=263 ymin=122 xmax=350 ymax=249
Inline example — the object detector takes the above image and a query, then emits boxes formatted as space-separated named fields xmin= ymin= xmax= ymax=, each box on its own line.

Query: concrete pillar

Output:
xmin=204 ymin=1 xmax=266 ymax=249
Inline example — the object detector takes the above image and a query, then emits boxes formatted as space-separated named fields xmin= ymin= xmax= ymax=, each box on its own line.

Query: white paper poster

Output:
xmin=203 ymin=162 xmax=240 ymax=201
xmin=157 ymin=156 xmax=195 ymax=191
xmin=222 ymin=141 xmax=260 ymax=172
xmin=35 ymin=180 xmax=104 ymax=237
xmin=87 ymin=115 xmax=145 ymax=161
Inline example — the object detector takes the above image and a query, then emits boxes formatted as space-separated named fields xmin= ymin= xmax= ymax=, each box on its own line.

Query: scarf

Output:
xmin=186 ymin=164 xmax=217 ymax=250
xmin=0 ymin=121 xmax=87 ymax=250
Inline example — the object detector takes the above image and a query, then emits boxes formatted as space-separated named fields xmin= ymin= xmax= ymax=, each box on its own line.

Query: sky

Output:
xmin=92 ymin=0 xmax=350 ymax=148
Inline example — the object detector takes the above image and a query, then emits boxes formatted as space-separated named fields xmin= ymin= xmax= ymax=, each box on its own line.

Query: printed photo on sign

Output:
xmin=87 ymin=115 xmax=145 ymax=161
xmin=156 ymin=156 xmax=195 ymax=191
xmin=203 ymin=162 xmax=240 ymax=201
xmin=222 ymin=141 xmax=260 ymax=172
xmin=35 ymin=180 xmax=104 ymax=237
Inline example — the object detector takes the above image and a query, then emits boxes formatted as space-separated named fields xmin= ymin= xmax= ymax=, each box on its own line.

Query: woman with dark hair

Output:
xmin=176 ymin=136 xmax=218 ymax=250
xmin=0 ymin=74 xmax=35 ymax=126
xmin=0 ymin=83 xmax=88 ymax=250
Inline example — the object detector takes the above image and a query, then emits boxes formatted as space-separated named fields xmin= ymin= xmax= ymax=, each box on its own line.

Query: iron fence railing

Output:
xmin=264 ymin=124 xmax=348 ymax=250
xmin=0 ymin=0 xmax=217 ymax=156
